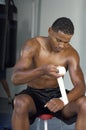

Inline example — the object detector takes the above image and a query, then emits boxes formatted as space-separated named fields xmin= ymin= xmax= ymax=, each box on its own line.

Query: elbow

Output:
xmin=80 ymin=85 xmax=85 ymax=97
xmin=11 ymin=74 xmax=20 ymax=85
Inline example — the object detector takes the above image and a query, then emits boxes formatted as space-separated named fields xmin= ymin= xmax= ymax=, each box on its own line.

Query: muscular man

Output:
xmin=11 ymin=17 xmax=86 ymax=130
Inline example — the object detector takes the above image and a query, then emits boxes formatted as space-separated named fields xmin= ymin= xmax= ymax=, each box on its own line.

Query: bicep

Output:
xmin=68 ymin=55 xmax=84 ymax=87
xmin=14 ymin=44 xmax=35 ymax=72
xmin=14 ymin=56 xmax=33 ymax=72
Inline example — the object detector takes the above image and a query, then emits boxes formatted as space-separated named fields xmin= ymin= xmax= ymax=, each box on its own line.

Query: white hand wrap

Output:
xmin=57 ymin=66 xmax=69 ymax=105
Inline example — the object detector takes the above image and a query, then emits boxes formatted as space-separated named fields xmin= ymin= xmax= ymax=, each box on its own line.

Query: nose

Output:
xmin=58 ymin=42 xmax=64 ymax=48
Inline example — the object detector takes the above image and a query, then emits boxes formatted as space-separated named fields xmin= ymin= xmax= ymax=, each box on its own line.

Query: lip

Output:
xmin=53 ymin=47 xmax=62 ymax=52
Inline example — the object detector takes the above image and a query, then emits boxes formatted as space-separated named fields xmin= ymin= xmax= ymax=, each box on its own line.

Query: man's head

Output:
xmin=48 ymin=17 xmax=74 ymax=52
xmin=51 ymin=17 xmax=74 ymax=35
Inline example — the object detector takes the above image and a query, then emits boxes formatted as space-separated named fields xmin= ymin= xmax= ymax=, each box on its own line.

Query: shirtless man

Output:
xmin=11 ymin=17 xmax=86 ymax=130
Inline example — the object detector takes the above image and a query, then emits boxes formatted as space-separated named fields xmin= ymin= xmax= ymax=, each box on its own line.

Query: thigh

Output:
xmin=13 ymin=94 xmax=37 ymax=114
xmin=63 ymin=96 xmax=86 ymax=117
xmin=62 ymin=101 xmax=78 ymax=118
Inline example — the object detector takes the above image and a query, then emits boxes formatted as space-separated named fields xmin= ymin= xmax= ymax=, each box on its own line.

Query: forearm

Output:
xmin=11 ymin=67 xmax=44 ymax=85
xmin=67 ymin=85 xmax=85 ymax=102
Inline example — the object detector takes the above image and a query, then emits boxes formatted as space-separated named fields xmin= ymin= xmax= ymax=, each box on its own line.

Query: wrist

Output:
xmin=38 ymin=66 xmax=46 ymax=75
xmin=40 ymin=65 xmax=47 ymax=75
xmin=59 ymin=97 xmax=69 ymax=106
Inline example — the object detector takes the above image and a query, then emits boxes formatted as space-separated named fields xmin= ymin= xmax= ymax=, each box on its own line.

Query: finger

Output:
xmin=44 ymin=102 xmax=50 ymax=107
xmin=44 ymin=103 xmax=48 ymax=108
xmin=49 ymin=104 xmax=59 ymax=112
xmin=47 ymin=100 xmax=56 ymax=109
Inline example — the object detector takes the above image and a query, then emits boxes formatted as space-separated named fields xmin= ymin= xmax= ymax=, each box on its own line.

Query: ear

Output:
xmin=48 ymin=27 xmax=52 ymax=35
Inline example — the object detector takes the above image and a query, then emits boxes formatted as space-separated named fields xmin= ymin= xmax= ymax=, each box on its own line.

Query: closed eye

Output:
xmin=56 ymin=38 xmax=62 ymax=42
xmin=56 ymin=38 xmax=69 ymax=43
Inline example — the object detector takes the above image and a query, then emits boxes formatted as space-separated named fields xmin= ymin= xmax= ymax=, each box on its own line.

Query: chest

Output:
xmin=34 ymin=48 xmax=67 ymax=67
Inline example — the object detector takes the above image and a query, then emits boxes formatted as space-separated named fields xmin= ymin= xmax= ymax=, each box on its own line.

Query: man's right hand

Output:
xmin=42 ymin=64 xmax=63 ymax=78
xmin=44 ymin=98 xmax=64 ymax=112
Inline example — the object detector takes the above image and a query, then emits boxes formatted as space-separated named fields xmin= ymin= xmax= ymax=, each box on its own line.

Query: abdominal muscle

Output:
xmin=27 ymin=75 xmax=59 ymax=89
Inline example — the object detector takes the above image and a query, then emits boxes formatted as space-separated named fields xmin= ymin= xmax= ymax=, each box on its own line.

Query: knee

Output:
xmin=76 ymin=97 xmax=86 ymax=113
xmin=13 ymin=95 xmax=30 ymax=115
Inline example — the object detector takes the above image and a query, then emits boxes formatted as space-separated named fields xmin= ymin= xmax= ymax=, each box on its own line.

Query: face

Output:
xmin=48 ymin=28 xmax=73 ymax=52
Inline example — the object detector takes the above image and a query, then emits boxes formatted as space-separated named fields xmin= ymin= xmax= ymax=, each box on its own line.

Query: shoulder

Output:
xmin=23 ymin=37 xmax=40 ymax=48
xmin=21 ymin=37 xmax=39 ymax=52
xmin=69 ymin=45 xmax=79 ymax=59
xmin=66 ymin=44 xmax=80 ymax=65
xmin=22 ymin=36 xmax=46 ymax=49
xmin=21 ymin=36 xmax=47 ymax=57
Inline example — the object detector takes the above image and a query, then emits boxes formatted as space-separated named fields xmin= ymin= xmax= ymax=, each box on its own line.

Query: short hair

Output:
xmin=51 ymin=17 xmax=74 ymax=35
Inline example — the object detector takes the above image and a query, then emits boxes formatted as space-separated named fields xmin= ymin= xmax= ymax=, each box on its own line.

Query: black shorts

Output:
xmin=14 ymin=86 xmax=76 ymax=124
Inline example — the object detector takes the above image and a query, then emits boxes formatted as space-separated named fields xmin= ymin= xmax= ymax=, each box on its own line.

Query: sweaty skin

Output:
xmin=12 ymin=30 xmax=85 ymax=102
xmin=11 ymin=29 xmax=85 ymax=130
